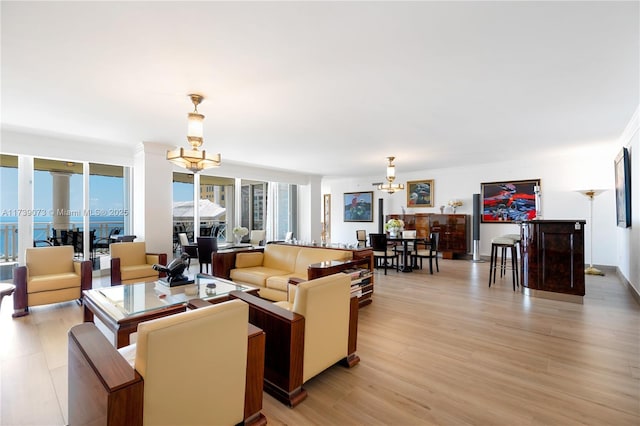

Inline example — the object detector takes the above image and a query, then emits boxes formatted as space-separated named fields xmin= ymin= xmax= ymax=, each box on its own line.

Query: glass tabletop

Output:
xmin=85 ymin=274 xmax=255 ymax=321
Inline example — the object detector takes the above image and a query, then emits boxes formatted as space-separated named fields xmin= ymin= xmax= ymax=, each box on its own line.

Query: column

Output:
xmin=51 ymin=171 xmax=71 ymax=231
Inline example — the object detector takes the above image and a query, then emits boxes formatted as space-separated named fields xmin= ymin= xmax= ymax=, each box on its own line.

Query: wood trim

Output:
xmin=230 ymin=290 xmax=307 ymax=407
xmin=12 ymin=265 xmax=27 ymax=317
xmin=110 ymin=257 xmax=122 ymax=285
xmin=68 ymin=323 xmax=143 ymax=426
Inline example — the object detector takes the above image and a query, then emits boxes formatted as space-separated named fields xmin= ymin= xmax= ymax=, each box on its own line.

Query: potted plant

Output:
xmin=232 ymin=226 xmax=249 ymax=244
xmin=384 ymin=218 xmax=404 ymax=238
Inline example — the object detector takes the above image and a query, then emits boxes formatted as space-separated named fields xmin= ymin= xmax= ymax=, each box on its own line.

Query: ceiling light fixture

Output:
xmin=167 ymin=94 xmax=221 ymax=173
xmin=377 ymin=156 xmax=405 ymax=194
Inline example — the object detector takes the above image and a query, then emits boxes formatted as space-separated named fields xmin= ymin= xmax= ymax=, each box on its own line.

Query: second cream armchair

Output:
xmin=110 ymin=241 xmax=167 ymax=285
xmin=231 ymin=272 xmax=360 ymax=407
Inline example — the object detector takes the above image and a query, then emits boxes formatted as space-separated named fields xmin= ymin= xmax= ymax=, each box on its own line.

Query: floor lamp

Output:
xmin=578 ymin=189 xmax=605 ymax=276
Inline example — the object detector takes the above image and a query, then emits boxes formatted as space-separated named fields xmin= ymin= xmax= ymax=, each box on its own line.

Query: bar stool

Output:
xmin=489 ymin=236 xmax=519 ymax=290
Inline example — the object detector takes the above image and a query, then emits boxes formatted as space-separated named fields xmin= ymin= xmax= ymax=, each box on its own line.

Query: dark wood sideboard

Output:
xmin=386 ymin=213 xmax=470 ymax=258
xmin=520 ymin=219 xmax=586 ymax=303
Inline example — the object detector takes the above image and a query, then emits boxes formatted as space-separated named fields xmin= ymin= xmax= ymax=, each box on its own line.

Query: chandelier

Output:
xmin=166 ymin=94 xmax=221 ymax=173
xmin=377 ymin=156 xmax=405 ymax=194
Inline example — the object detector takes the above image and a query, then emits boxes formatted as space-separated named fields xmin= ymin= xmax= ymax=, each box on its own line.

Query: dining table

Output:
xmin=387 ymin=235 xmax=429 ymax=272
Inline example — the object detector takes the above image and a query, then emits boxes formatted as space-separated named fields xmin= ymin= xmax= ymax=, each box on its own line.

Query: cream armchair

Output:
xmin=68 ymin=299 xmax=266 ymax=426
xmin=231 ymin=272 xmax=360 ymax=407
xmin=13 ymin=246 xmax=92 ymax=317
xmin=110 ymin=241 xmax=167 ymax=285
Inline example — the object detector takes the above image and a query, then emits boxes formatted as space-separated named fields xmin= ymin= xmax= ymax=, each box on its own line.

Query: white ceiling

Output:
xmin=2 ymin=1 xmax=638 ymax=177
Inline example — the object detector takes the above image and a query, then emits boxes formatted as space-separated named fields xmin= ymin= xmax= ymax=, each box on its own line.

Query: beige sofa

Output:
xmin=230 ymin=244 xmax=352 ymax=301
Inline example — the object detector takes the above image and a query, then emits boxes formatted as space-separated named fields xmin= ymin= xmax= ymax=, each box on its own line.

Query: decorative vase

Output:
xmin=389 ymin=229 xmax=399 ymax=238
xmin=452 ymin=207 xmax=456 ymax=214
xmin=234 ymin=234 xmax=243 ymax=244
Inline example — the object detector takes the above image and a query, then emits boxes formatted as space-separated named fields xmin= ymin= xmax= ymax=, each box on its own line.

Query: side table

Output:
xmin=0 ymin=283 xmax=16 ymax=312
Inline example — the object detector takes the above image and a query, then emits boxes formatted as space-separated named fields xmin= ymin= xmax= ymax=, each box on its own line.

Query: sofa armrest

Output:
xmin=12 ymin=265 xmax=28 ymax=317
xmin=229 ymin=290 xmax=307 ymax=407
xmin=68 ymin=323 xmax=143 ymax=425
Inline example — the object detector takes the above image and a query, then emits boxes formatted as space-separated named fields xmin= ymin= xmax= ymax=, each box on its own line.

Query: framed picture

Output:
xmin=615 ymin=147 xmax=631 ymax=228
xmin=323 ymin=194 xmax=331 ymax=238
xmin=407 ymin=180 xmax=434 ymax=207
xmin=343 ymin=192 xmax=373 ymax=222
xmin=481 ymin=179 xmax=540 ymax=222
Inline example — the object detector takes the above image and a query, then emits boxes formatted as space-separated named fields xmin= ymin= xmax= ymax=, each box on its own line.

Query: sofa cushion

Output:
xmin=121 ymin=264 xmax=157 ymax=283
xmin=262 ymin=244 xmax=300 ymax=271
xmin=230 ymin=267 xmax=291 ymax=287
xmin=235 ymin=252 xmax=264 ymax=268
xmin=293 ymin=248 xmax=352 ymax=274
xmin=28 ymin=272 xmax=80 ymax=293
xmin=265 ymin=274 xmax=306 ymax=292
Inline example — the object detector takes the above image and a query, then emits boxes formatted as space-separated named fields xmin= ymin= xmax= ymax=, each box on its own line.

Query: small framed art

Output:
xmin=614 ymin=147 xmax=631 ymax=228
xmin=406 ymin=180 xmax=434 ymax=207
xmin=343 ymin=192 xmax=373 ymax=222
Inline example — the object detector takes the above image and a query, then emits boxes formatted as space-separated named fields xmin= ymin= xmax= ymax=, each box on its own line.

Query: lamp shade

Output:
xmin=187 ymin=112 xmax=204 ymax=146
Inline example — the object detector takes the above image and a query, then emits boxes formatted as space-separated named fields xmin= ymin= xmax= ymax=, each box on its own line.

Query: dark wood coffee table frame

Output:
xmin=83 ymin=280 xmax=259 ymax=348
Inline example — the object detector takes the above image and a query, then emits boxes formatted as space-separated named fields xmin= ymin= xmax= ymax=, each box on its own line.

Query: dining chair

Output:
xmin=196 ymin=236 xmax=218 ymax=274
xmin=356 ymin=230 xmax=367 ymax=247
xmin=369 ymin=233 xmax=398 ymax=275
xmin=413 ymin=232 xmax=440 ymax=274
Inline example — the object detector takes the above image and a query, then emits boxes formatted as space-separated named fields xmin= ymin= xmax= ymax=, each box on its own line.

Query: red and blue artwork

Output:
xmin=481 ymin=180 xmax=539 ymax=223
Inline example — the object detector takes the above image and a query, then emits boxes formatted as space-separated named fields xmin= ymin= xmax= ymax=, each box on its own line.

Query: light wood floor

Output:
xmin=1 ymin=259 xmax=638 ymax=425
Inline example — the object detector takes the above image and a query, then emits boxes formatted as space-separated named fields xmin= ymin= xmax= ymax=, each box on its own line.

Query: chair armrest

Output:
xmin=74 ymin=260 xmax=93 ymax=292
xmin=68 ymin=323 xmax=143 ymax=425
xmin=146 ymin=253 xmax=168 ymax=278
xmin=229 ymin=290 xmax=307 ymax=407
xmin=110 ymin=257 xmax=122 ymax=285
xmin=12 ymin=265 xmax=28 ymax=317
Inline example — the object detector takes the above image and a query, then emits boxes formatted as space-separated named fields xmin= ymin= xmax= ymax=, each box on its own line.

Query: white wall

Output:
xmin=323 ymin=142 xmax=621 ymax=267
xmin=615 ymin=107 xmax=639 ymax=294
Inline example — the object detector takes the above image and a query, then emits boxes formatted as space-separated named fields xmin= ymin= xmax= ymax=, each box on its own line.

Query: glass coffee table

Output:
xmin=82 ymin=274 xmax=258 ymax=348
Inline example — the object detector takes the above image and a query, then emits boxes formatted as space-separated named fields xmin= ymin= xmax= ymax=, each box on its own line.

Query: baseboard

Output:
xmin=616 ymin=267 xmax=640 ymax=306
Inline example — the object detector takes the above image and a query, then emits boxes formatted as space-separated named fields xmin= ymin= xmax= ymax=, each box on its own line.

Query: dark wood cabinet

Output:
xmin=428 ymin=214 xmax=469 ymax=258
xmin=520 ymin=220 xmax=585 ymax=301
xmin=386 ymin=214 xmax=470 ymax=258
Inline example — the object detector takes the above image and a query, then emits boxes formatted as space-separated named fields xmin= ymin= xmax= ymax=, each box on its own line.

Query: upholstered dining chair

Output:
xmin=196 ymin=236 xmax=218 ymax=273
xmin=250 ymin=230 xmax=266 ymax=246
xmin=356 ymin=229 xmax=367 ymax=247
xmin=413 ymin=232 xmax=440 ymax=274
xmin=369 ymin=233 xmax=398 ymax=275
xmin=178 ymin=232 xmax=198 ymax=262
